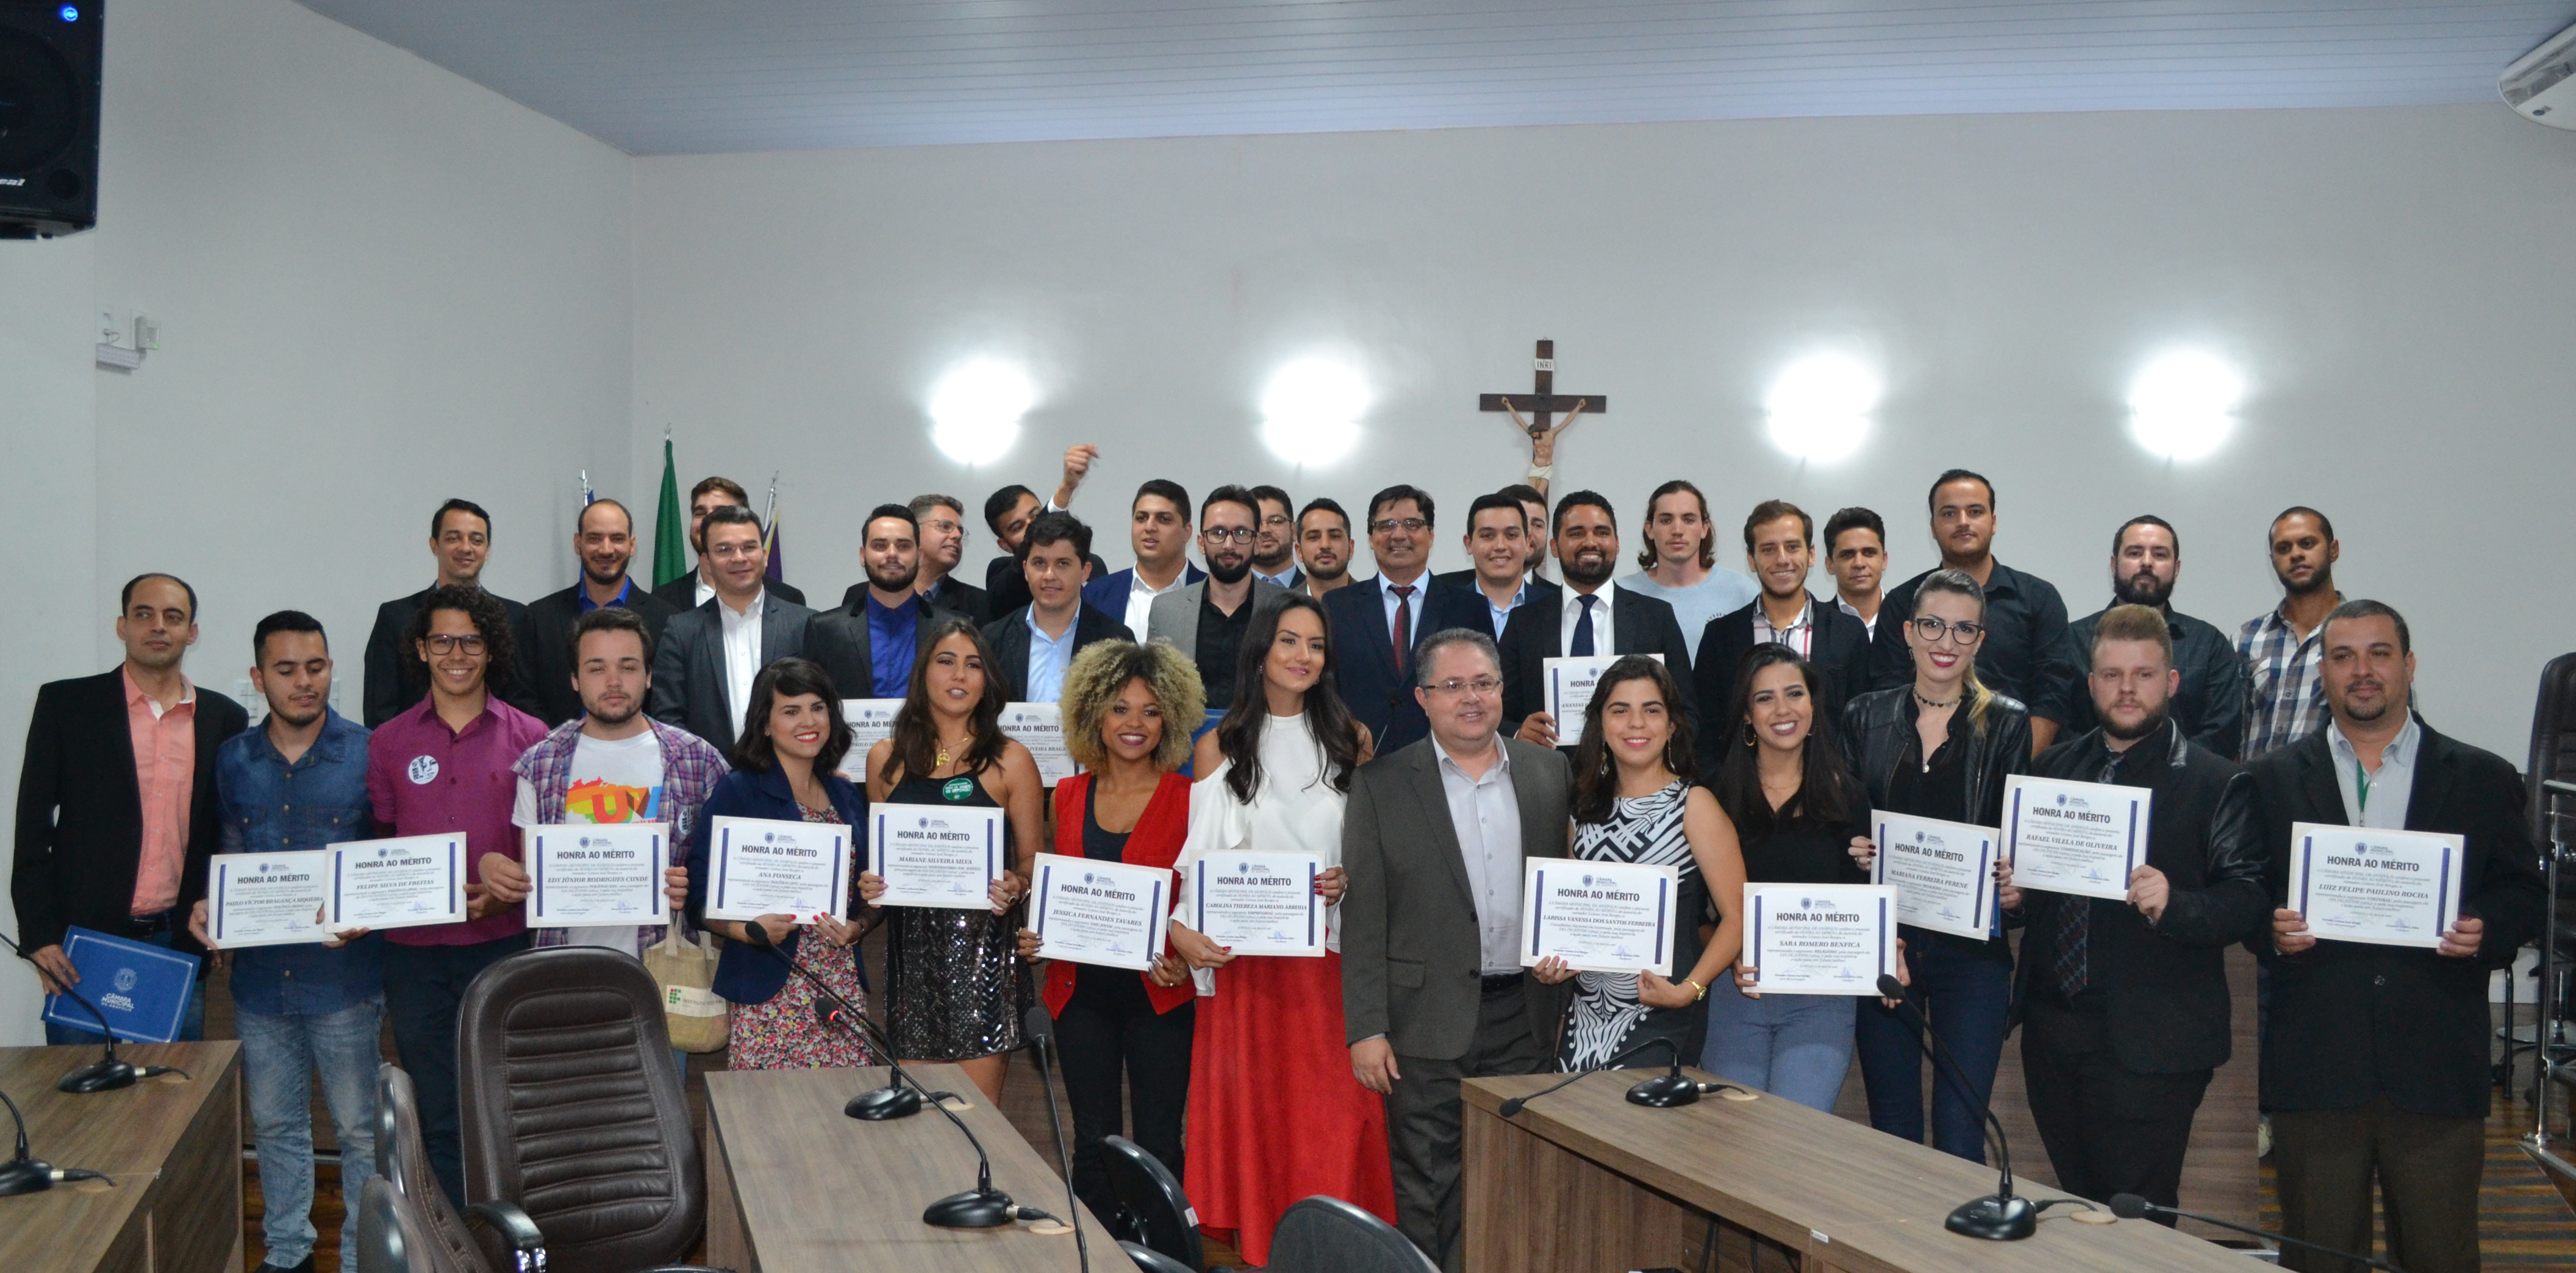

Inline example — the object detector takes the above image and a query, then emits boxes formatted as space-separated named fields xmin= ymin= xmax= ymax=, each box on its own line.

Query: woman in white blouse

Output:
xmin=1165 ymin=591 xmax=1394 ymax=1266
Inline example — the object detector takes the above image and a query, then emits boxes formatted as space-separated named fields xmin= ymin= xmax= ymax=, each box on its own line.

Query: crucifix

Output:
xmin=1478 ymin=338 xmax=1607 ymax=497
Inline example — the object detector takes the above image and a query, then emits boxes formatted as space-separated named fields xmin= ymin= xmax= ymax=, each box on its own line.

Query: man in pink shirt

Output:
xmin=13 ymin=574 xmax=246 ymax=1042
xmin=364 ymin=584 xmax=545 ymax=1207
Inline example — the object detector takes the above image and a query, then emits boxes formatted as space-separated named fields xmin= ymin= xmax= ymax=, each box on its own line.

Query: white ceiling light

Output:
xmin=926 ymin=359 xmax=1036 ymax=466
xmin=2127 ymin=351 xmax=2242 ymax=461
xmin=1259 ymin=358 xmax=1368 ymax=466
xmin=1764 ymin=354 xmax=1878 ymax=463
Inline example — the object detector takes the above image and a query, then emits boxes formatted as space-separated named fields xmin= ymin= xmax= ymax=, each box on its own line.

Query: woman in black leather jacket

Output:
xmin=1841 ymin=568 xmax=2029 ymax=1163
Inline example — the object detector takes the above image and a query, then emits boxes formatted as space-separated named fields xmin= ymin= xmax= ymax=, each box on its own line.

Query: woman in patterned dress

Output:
xmin=683 ymin=657 xmax=886 ymax=1071
xmin=1535 ymin=655 xmax=1749 ymax=1073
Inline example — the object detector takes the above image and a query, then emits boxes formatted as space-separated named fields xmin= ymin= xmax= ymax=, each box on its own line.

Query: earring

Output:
xmin=1742 ymin=723 xmax=1757 ymax=748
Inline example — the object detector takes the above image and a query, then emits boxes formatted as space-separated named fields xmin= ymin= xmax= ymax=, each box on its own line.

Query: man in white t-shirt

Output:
xmin=484 ymin=608 xmax=724 ymax=957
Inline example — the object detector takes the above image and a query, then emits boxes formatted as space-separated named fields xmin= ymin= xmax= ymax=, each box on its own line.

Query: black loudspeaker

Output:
xmin=0 ymin=0 xmax=101 ymax=239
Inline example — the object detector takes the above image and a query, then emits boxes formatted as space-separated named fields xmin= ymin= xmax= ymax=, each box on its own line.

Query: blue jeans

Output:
xmin=240 ymin=997 xmax=383 ymax=1269
xmin=1700 ymin=977 xmax=1856 ymax=1112
xmin=382 ymin=935 xmax=529 ymax=1208
xmin=43 ymin=923 xmax=206 ymax=1045
xmin=1852 ymin=935 xmax=2011 ymax=1162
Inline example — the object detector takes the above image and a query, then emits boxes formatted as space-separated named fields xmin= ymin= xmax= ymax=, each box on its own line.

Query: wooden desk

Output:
xmin=0 ymin=1041 xmax=243 ymax=1273
xmin=702 ymin=1063 xmax=1105 ymax=1272
xmin=1463 ymin=1068 xmax=2251 ymax=1273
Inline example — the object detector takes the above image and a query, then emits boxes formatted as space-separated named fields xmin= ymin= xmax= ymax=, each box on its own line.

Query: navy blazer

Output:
xmin=1322 ymin=575 xmax=1444 ymax=754
xmin=1080 ymin=564 xmax=1206 ymax=621
xmin=684 ymin=765 xmax=870 ymax=1006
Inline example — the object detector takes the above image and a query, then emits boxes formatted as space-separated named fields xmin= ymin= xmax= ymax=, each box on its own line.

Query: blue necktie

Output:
xmin=1571 ymin=594 xmax=1598 ymax=658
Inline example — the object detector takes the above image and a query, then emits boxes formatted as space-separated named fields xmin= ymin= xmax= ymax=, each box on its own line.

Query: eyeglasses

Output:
xmin=1425 ymin=676 xmax=1502 ymax=697
xmin=1909 ymin=615 xmax=1986 ymax=644
xmin=1371 ymin=518 xmax=1429 ymax=534
xmin=707 ymin=542 xmax=765 ymax=561
xmin=1201 ymin=527 xmax=1256 ymax=543
xmin=423 ymin=633 xmax=486 ymax=655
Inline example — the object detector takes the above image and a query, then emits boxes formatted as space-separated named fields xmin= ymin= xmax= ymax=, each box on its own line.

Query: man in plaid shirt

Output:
xmin=2234 ymin=506 xmax=2342 ymax=760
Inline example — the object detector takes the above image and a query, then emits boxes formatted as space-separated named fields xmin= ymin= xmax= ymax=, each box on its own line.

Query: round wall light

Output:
xmin=2127 ymin=351 xmax=2241 ymax=461
xmin=1764 ymin=354 xmax=1878 ymax=463
xmin=927 ymin=359 xmax=1036 ymax=466
xmin=1259 ymin=358 xmax=1368 ymax=466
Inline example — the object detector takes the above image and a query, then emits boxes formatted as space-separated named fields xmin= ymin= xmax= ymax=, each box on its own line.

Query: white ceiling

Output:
xmin=295 ymin=1 xmax=2576 ymax=155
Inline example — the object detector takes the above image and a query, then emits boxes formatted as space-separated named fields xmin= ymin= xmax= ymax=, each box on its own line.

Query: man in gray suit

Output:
xmin=646 ymin=505 xmax=814 ymax=751
xmin=1342 ymin=627 xmax=1571 ymax=1272
xmin=1146 ymin=484 xmax=1284 ymax=708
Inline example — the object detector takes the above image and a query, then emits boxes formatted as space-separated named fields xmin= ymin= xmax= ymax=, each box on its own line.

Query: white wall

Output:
xmin=632 ymin=104 xmax=2576 ymax=763
xmin=0 ymin=0 xmax=633 ymax=1043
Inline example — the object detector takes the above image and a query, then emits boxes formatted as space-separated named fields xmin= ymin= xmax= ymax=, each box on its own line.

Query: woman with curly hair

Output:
xmin=1014 ymin=638 xmax=1201 ymax=1225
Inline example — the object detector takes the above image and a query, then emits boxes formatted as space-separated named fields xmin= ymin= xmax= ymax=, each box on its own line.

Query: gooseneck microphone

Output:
xmin=0 ymin=1089 xmax=52 ymax=1197
xmin=734 ymin=919 xmax=923 ymax=1121
xmin=1497 ymin=1036 xmax=1752 ymax=1118
xmin=1875 ymin=974 xmax=2033 ymax=1241
xmin=1021 ymin=1005 xmax=1091 ymax=1273
xmin=1 ymin=926 xmax=167 ymax=1094
xmin=2106 ymin=1194 xmax=2408 ymax=1271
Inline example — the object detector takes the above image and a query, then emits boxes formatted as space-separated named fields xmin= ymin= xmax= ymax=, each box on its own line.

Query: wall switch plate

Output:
xmin=133 ymin=315 xmax=159 ymax=351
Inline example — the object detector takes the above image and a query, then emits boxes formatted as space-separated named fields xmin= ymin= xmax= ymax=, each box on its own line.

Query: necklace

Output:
xmin=936 ymin=732 xmax=972 ymax=769
xmin=1912 ymin=689 xmax=1959 ymax=709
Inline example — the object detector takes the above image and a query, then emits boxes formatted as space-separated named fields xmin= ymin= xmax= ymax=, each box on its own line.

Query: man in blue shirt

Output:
xmin=188 ymin=612 xmax=379 ymax=1273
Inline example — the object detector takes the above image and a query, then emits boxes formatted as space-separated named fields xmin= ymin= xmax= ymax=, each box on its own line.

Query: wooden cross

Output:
xmin=1479 ymin=338 xmax=1608 ymax=438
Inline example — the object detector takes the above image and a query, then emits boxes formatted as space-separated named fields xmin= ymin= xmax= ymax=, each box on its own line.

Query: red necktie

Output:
xmin=1390 ymin=584 xmax=1417 ymax=678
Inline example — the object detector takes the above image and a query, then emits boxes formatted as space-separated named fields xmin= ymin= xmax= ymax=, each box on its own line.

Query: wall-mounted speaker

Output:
xmin=0 ymin=1 xmax=102 ymax=239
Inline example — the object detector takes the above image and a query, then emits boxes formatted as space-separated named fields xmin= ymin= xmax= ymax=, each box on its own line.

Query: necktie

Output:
xmin=2050 ymin=754 xmax=2121 ymax=998
xmin=1571 ymin=594 xmax=1598 ymax=658
xmin=1390 ymin=584 xmax=1417 ymax=678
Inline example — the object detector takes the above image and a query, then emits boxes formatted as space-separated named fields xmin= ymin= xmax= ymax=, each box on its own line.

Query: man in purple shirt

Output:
xmin=364 ymin=585 xmax=546 ymax=1208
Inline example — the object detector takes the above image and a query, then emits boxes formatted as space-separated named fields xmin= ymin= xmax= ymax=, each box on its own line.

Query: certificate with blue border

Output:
xmin=2286 ymin=821 xmax=2464 ymax=949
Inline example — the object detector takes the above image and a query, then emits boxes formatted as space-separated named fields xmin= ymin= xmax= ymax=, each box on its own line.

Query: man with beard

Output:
xmin=1248 ymin=484 xmax=1303 ymax=591
xmin=803 ymin=504 xmax=965 ymax=704
xmin=1294 ymin=497 xmax=1356 ymax=600
xmin=1082 ymin=479 xmax=1206 ymax=638
xmin=649 ymin=505 xmax=817 ymax=751
xmin=1149 ymin=485 xmax=1286 ymax=706
xmin=2235 ymin=507 xmax=2343 ymax=760
xmin=839 ymin=495 xmax=987 ymax=625
xmin=1869 ymin=469 xmax=2079 ymax=754
xmin=2005 ymin=604 xmax=2269 ymax=1219
xmin=523 ymin=499 xmax=680 ymax=726
xmin=2062 ymin=516 xmax=2244 ymax=757
xmin=1501 ymin=491 xmax=1692 ymax=747
xmin=1691 ymin=499 xmax=1871 ymax=756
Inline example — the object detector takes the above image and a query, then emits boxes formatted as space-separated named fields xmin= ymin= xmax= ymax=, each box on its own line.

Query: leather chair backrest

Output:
xmin=2528 ymin=652 xmax=2576 ymax=846
xmin=1120 ymin=1239 xmax=1199 ymax=1273
xmin=457 ymin=946 xmax=701 ymax=1273
xmin=1100 ymin=1134 xmax=1203 ymax=1271
xmin=1267 ymin=1196 xmax=1441 ymax=1273
xmin=368 ymin=1074 xmax=490 ymax=1273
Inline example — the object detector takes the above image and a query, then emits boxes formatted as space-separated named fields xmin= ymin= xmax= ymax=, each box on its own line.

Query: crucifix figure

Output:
xmin=1479 ymin=338 xmax=1608 ymax=499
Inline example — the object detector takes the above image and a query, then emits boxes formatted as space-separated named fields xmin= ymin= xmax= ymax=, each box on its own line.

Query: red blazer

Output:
xmin=1042 ymin=771 xmax=1194 ymax=1017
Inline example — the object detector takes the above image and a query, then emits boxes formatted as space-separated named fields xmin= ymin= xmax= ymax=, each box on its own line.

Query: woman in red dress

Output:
xmin=1168 ymin=592 xmax=1395 ymax=1265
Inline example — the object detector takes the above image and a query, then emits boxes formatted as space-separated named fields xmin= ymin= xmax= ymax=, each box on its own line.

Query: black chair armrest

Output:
xmin=460 ymin=1199 xmax=548 ymax=1267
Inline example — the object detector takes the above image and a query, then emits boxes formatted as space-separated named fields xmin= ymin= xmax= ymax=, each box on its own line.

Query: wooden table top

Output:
xmin=1464 ymin=1067 xmax=2253 ymax=1273
xmin=0 ymin=1041 xmax=242 ymax=1273
xmin=705 ymin=1063 xmax=1107 ymax=1273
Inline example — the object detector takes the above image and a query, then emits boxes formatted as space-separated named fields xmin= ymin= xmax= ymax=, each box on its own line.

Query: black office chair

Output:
xmin=355 ymin=1174 xmax=449 ymax=1273
xmin=374 ymin=1063 xmax=551 ymax=1273
xmin=1266 ymin=1196 xmax=1439 ymax=1273
xmin=1101 ymin=1135 xmax=1204 ymax=1271
xmin=2508 ymin=653 xmax=2576 ymax=1096
xmin=1121 ymin=1239 xmax=1198 ymax=1273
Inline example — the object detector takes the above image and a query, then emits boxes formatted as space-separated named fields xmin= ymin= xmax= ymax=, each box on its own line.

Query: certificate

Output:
xmin=1542 ymin=654 xmax=1664 ymax=747
xmin=1190 ymin=852 xmax=1323 ymax=957
xmin=998 ymin=702 xmax=1079 ymax=786
xmin=526 ymin=823 xmax=668 ymax=927
xmin=207 ymin=850 xmax=333 ymax=949
xmin=2004 ymin=776 xmax=2152 ymax=902
xmin=1030 ymin=852 xmax=1170 ymax=971
xmin=704 ymin=816 xmax=851 ymax=924
xmin=1743 ymin=883 xmax=1898 ymax=996
xmin=329 ymin=835 xmax=469 ymax=931
xmin=835 ymin=699 xmax=904 ymax=780
xmin=1869 ymin=810 xmax=1998 ymax=940
xmin=2286 ymin=822 xmax=2466 ymax=949
xmin=1520 ymin=859 xmax=1678 ymax=974
xmin=869 ymin=803 xmax=1006 ymax=910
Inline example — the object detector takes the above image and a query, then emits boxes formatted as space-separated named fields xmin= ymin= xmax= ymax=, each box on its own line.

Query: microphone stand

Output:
xmin=2107 ymin=1194 xmax=2408 ymax=1272
xmin=1020 ymin=1005 xmax=1091 ymax=1273
xmin=1 ymin=927 xmax=158 ymax=1093
xmin=733 ymin=920 xmax=922 ymax=1120
xmin=1875 ymin=974 xmax=2033 ymax=1241
xmin=0 ymin=1087 xmax=110 ymax=1197
xmin=1497 ymin=1036 xmax=1753 ymax=1118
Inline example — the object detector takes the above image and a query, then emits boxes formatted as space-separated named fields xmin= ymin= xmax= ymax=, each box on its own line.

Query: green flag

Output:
xmin=651 ymin=437 xmax=687 ymax=587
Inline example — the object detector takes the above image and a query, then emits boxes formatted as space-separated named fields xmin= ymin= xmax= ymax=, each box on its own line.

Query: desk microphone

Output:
xmin=0 ymin=1089 xmax=50 ymax=1197
xmin=733 ymin=919 xmax=923 ymax=1121
xmin=0 ymin=926 xmax=174 ymax=1094
xmin=2105 ymin=1194 xmax=2408 ymax=1271
xmin=1875 ymin=974 xmax=2033 ymax=1241
xmin=1497 ymin=1037 xmax=1752 ymax=1118
xmin=1020 ymin=1005 xmax=1090 ymax=1272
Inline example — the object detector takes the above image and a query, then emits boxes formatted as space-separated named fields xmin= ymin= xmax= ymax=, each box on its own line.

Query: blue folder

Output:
xmin=39 ymin=925 xmax=200 ymax=1043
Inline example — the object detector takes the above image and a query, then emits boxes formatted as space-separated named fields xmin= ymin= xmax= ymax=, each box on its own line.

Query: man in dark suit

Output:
xmin=845 ymin=494 xmax=988 ymax=624
xmin=1500 ymin=490 xmax=1693 ymax=746
xmin=647 ymin=476 xmax=807 ymax=613
xmin=806 ymin=504 xmax=969 ymax=702
xmin=1341 ymin=627 xmax=1572 ymax=1273
xmin=1322 ymin=485 xmax=1441 ymax=753
xmin=1081 ymin=479 xmax=1204 ymax=639
xmin=2008 ymin=605 xmax=2269 ymax=1216
xmin=1424 ymin=492 xmax=1558 ymax=643
xmin=978 ymin=443 xmax=1098 ymax=616
xmin=521 ymin=498 xmax=680 ymax=726
xmin=362 ymin=498 xmax=537 ymax=726
xmin=2060 ymin=516 xmax=2246 ymax=758
xmin=13 ymin=574 xmax=248 ymax=1041
xmin=1247 ymin=484 xmax=1304 ymax=591
xmin=2252 ymin=599 xmax=2544 ymax=1273
xmin=982 ymin=512 xmax=1132 ymax=702
xmin=1692 ymin=499 xmax=1871 ymax=758
xmin=646 ymin=505 xmax=815 ymax=752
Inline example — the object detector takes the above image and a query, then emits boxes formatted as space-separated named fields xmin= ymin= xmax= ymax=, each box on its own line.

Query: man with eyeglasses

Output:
xmin=1248 ymin=484 xmax=1303 ymax=591
xmin=1868 ymin=469 xmax=2080 ymax=755
xmin=1147 ymin=485 xmax=1286 ymax=707
xmin=1342 ymin=627 xmax=1572 ymax=1272
xmin=1082 ymin=479 xmax=1206 ymax=640
xmin=1322 ymin=485 xmax=1443 ymax=752
xmin=1500 ymin=491 xmax=1693 ymax=748
xmin=648 ymin=505 xmax=817 ymax=752
xmin=364 ymin=584 xmax=547 ymax=1207
xmin=363 ymin=498 xmax=537 ymax=726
